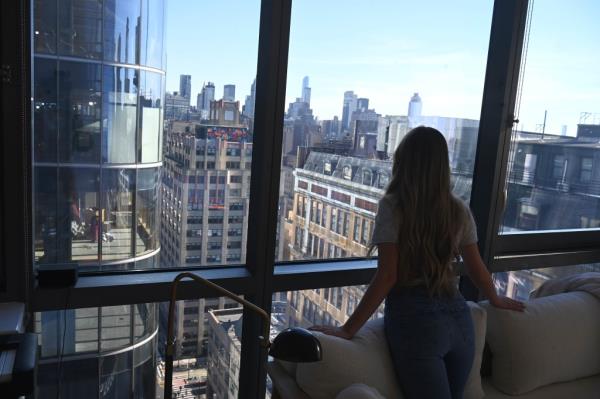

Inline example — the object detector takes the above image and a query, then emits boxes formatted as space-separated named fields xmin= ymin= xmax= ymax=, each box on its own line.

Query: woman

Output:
xmin=310 ymin=127 xmax=524 ymax=399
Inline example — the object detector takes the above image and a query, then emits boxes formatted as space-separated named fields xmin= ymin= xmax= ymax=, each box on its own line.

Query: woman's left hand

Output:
xmin=308 ymin=325 xmax=353 ymax=340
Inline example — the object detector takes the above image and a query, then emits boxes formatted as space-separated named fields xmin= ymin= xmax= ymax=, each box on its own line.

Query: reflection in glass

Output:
xmin=494 ymin=263 xmax=600 ymax=302
xmin=34 ymin=58 xmax=58 ymax=162
xmin=58 ymin=0 xmax=103 ymax=59
xmin=141 ymin=0 xmax=165 ymax=69
xmin=34 ymin=168 xmax=58 ymax=263
xmin=102 ymin=66 xmax=139 ymax=164
xmin=139 ymin=71 xmax=163 ymax=163
xmin=100 ymin=351 xmax=132 ymax=398
xmin=58 ymin=167 xmax=100 ymax=262
xmin=136 ymin=168 xmax=160 ymax=255
xmin=58 ymin=61 xmax=102 ymax=163
xmin=101 ymin=305 xmax=133 ymax=351
xmin=101 ymin=169 xmax=135 ymax=260
xmin=104 ymin=0 xmax=142 ymax=64
xmin=34 ymin=0 xmax=57 ymax=54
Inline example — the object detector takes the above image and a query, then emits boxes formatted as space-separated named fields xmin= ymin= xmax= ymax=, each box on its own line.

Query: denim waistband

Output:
xmin=385 ymin=286 xmax=467 ymax=315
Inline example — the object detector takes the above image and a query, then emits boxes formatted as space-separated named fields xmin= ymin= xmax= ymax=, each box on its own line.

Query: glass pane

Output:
xmin=34 ymin=58 xmax=59 ymax=162
xmin=101 ymin=169 xmax=135 ymax=261
xmin=102 ymin=66 xmax=139 ymax=164
xmin=494 ymin=263 xmax=600 ymax=301
xmin=276 ymin=0 xmax=493 ymax=262
xmin=58 ymin=0 xmax=103 ymax=59
xmin=141 ymin=0 xmax=165 ymax=69
xmin=35 ymin=304 xmax=157 ymax=398
xmin=136 ymin=168 xmax=160 ymax=256
xmin=501 ymin=1 xmax=600 ymax=232
xmin=153 ymin=298 xmax=243 ymax=398
xmin=34 ymin=0 xmax=57 ymax=54
xmin=103 ymin=0 xmax=142 ymax=64
xmin=139 ymin=71 xmax=164 ymax=163
xmin=159 ymin=0 xmax=259 ymax=268
xmin=58 ymin=60 xmax=102 ymax=163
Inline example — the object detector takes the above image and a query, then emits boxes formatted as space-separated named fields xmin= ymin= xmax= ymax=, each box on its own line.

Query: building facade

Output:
xmin=32 ymin=0 xmax=165 ymax=396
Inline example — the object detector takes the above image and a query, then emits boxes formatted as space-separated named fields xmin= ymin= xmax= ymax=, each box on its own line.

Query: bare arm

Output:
xmin=310 ymin=243 xmax=398 ymax=339
xmin=461 ymin=243 xmax=525 ymax=311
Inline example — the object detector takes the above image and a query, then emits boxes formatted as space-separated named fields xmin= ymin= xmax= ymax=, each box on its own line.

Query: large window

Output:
xmin=502 ymin=0 xmax=600 ymax=232
xmin=278 ymin=0 xmax=494 ymax=262
xmin=4 ymin=1 xmax=597 ymax=399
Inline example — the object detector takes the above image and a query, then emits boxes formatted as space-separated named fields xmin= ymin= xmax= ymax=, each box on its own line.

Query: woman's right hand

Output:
xmin=490 ymin=295 xmax=526 ymax=312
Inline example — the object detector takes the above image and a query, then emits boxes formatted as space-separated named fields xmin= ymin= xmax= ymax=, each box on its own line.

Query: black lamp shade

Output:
xmin=269 ymin=327 xmax=322 ymax=362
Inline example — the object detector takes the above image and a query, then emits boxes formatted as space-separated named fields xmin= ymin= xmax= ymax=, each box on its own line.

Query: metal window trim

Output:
xmin=492 ymin=249 xmax=600 ymax=273
xmin=461 ymin=0 xmax=530 ymax=300
xmin=239 ymin=0 xmax=292 ymax=397
xmin=30 ymin=266 xmax=254 ymax=311
xmin=495 ymin=228 xmax=600 ymax=255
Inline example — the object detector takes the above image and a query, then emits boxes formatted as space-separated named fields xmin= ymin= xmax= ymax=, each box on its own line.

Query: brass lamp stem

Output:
xmin=164 ymin=272 xmax=271 ymax=398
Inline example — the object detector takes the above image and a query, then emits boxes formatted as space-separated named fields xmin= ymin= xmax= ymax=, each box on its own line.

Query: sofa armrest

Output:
xmin=267 ymin=361 xmax=311 ymax=399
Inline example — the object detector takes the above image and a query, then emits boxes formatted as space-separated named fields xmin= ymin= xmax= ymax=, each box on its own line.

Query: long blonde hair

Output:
xmin=381 ymin=126 xmax=463 ymax=297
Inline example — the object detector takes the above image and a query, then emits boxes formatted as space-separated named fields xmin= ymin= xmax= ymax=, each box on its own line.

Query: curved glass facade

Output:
xmin=33 ymin=1 xmax=165 ymax=397
xmin=33 ymin=0 xmax=165 ymax=272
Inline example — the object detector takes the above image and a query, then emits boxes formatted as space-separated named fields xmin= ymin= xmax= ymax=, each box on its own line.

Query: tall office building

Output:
xmin=341 ymin=91 xmax=358 ymax=132
xmin=357 ymin=97 xmax=369 ymax=112
xmin=32 ymin=0 xmax=165 ymax=397
xmin=180 ymin=74 xmax=192 ymax=99
xmin=408 ymin=92 xmax=423 ymax=122
xmin=243 ymin=79 xmax=256 ymax=118
xmin=160 ymin=101 xmax=252 ymax=358
xmin=197 ymin=81 xmax=216 ymax=114
xmin=224 ymin=84 xmax=236 ymax=101
xmin=301 ymin=76 xmax=311 ymax=106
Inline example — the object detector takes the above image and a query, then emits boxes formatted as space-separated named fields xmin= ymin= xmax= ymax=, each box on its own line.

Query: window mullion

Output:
xmin=239 ymin=0 xmax=292 ymax=397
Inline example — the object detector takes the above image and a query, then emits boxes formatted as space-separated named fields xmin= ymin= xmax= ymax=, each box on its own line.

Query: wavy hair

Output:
xmin=380 ymin=126 xmax=463 ymax=297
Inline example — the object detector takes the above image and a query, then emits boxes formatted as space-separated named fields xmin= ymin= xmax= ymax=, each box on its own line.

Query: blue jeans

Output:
xmin=384 ymin=287 xmax=475 ymax=399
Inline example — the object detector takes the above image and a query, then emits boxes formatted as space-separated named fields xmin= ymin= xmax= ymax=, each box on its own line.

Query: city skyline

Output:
xmin=165 ymin=0 xmax=600 ymax=135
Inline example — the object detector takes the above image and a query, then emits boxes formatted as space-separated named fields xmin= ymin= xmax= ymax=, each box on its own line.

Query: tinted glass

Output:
xmin=104 ymin=0 xmax=142 ymax=64
xmin=141 ymin=0 xmax=165 ymax=69
xmin=58 ymin=61 xmax=102 ymax=163
xmin=101 ymin=169 xmax=135 ymax=261
xmin=34 ymin=0 xmax=57 ymax=54
xmin=102 ymin=66 xmax=139 ymax=164
xmin=139 ymin=71 xmax=164 ymax=163
xmin=136 ymin=168 xmax=160 ymax=256
xmin=34 ymin=58 xmax=59 ymax=162
xmin=58 ymin=0 xmax=103 ymax=59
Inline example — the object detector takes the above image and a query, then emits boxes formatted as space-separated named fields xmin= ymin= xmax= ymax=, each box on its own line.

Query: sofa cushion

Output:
xmin=296 ymin=302 xmax=486 ymax=399
xmin=482 ymin=374 xmax=600 ymax=399
xmin=334 ymin=384 xmax=385 ymax=399
xmin=481 ymin=291 xmax=600 ymax=395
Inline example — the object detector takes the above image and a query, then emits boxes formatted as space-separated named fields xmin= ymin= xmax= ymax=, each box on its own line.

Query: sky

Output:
xmin=165 ymin=0 xmax=600 ymax=136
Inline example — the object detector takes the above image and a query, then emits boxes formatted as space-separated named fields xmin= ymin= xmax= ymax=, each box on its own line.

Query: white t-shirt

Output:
xmin=370 ymin=195 xmax=478 ymax=249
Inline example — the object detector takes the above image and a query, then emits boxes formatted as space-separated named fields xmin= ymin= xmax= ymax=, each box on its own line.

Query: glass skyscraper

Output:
xmin=32 ymin=1 xmax=165 ymax=397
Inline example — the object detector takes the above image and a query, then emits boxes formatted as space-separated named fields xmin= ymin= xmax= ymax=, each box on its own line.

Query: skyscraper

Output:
xmin=341 ymin=91 xmax=358 ymax=132
xmin=32 ymin=1 xmax=165 ymax=396
xmin=180 ymin=74 xmax=192 ymax=99
xmin=301 ymin=76 xmax=311 ymax=105
xmin=243 ymin=79 xmax=256 ymax=117
xmin=198 ymin=81 xmax=216 ymax=117
xmin=357 ymin=98 xmax=369 ymax=112
xmin=224 ymin=84 xmax=236 ymax=101
xmin=408 ymin=92 xmax=422 ymax=119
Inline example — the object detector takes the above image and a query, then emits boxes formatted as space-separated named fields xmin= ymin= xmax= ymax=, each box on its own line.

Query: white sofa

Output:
xmin=267 ymin=291 xmax=600 ymax=398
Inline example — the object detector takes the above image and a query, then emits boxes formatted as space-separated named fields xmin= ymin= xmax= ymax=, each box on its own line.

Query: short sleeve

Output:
xmin=370 ymin=197 xmax=397 ymax=245
xmin=458 ymin=201 xmax=478 ymax=248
